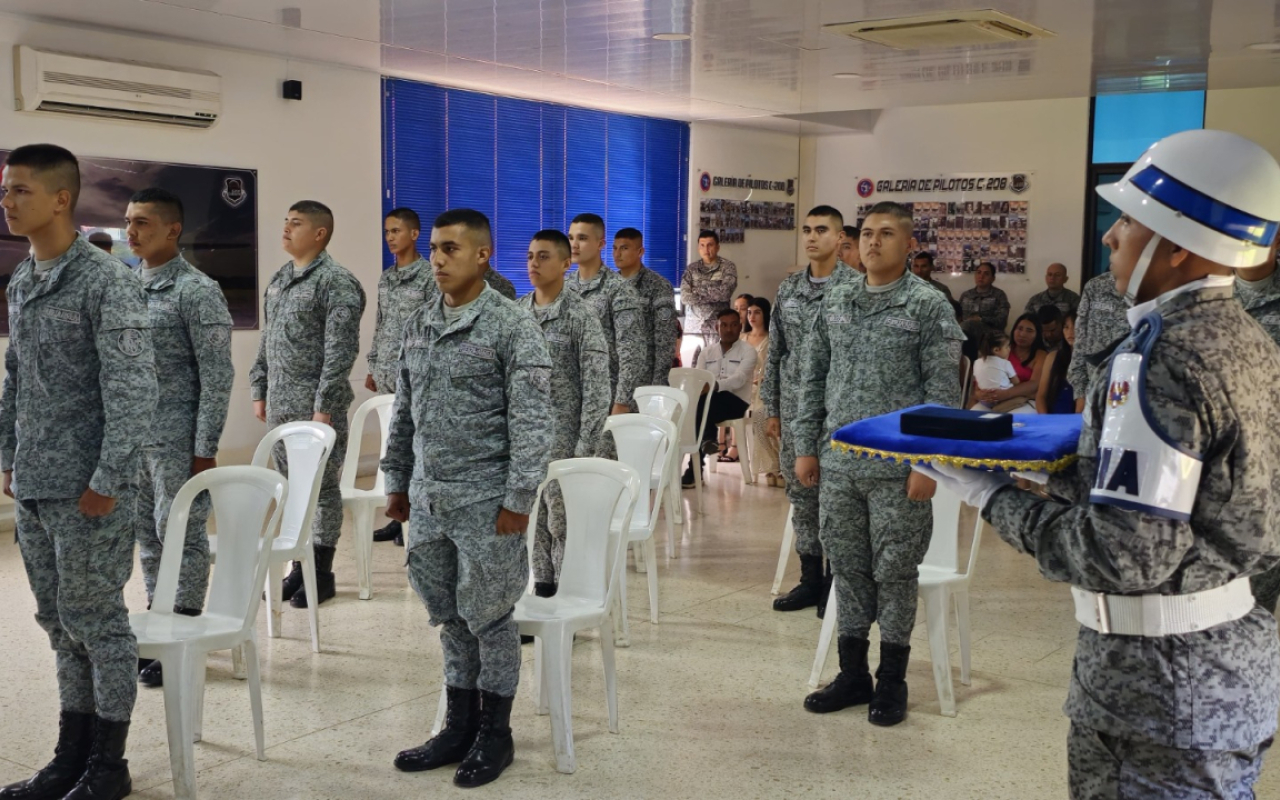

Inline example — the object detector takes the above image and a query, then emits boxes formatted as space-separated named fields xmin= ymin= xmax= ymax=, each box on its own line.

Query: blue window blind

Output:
xmin=1092 ymin=90 xmax=1205 ymax=164
xmin=382 ymin=77 xmax=690 ymax=297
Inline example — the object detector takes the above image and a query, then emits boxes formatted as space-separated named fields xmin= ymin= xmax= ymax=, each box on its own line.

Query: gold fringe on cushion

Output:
xmin=829 ymin=440 xmax=1077 ymax=473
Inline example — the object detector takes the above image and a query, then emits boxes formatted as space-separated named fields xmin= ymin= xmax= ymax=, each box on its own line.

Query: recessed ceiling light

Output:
xmin=1247 ymin=42 xmax=1280 ymax=51
xmin=832 ymin=72 xmax=862 ymax=79
xmin=653 ymin=32 xmax=691 ymax=41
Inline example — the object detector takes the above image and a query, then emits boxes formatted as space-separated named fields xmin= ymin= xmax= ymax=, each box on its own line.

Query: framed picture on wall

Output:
xmin=0 ymin=151 xmax=259 ymax=334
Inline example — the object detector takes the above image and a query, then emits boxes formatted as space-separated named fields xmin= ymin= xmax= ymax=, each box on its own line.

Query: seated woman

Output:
xmin=970 ymin=330 xmax=1035 ymax=414
xmin=972 ymin=312 xmax=1046 ymax=413
xmin=745 ymin=297 xmax=781 ymax=486
xmin=1035 ymin=312 xmax=1083 ymax=414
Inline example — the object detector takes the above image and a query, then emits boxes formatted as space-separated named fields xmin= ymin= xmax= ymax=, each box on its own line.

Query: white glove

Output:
xmin=910 ymin=462 xmax=1012 ymax=511
xmin=1011 ymin=471 xmax=1049 ymax=486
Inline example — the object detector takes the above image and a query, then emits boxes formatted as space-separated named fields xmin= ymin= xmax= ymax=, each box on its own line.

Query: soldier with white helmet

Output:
xmin=917 ymin=129 xmax=1280 ymax=796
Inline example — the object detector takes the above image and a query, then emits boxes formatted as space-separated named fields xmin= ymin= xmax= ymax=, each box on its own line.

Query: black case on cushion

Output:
xmin=899 ymin=407 xmax=1013 ymax=441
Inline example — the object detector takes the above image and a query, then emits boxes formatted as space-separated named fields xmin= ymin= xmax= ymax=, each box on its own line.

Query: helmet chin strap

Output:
xmin=1122 ymin=234 xmax=1163 ymax=307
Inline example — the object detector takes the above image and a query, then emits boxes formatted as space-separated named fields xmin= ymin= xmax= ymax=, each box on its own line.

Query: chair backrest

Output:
xmin=920 ymin=486 xmax=982 ymax=579
xmin=151 ymin=466 xmax=288 ymax=630
xmin=252 ymin=421 xmax=337 ymax=551
xmin=634 ymin=386 xmax=688 ymax=429
xmin=339 ymin=394 xmax=397 ymax=494
xmin=532 ymin=458 xmax=640 ymax=612
xmin=667 ymin=367 xmax=716 ymax=448
xmin=604 ymin=415 xmax=678 ymax=534
xmin=959 ymin=355 xmax=974 ymax=409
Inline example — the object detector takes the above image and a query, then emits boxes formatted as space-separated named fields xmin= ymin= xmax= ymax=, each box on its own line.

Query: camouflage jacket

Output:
xmin=137 ymin=255 xmax=234 ymax=456
xmin=1236 ymin=270 xmax=1280 ymax=343
xmin=249 ymin=251 xmax=366 ymax=417
xmin=621 ymin=266 xmax=678 ymax=386
xmin=1067 ymin=272 xmax=1130 ymax=401
xmin=368 ymin=257 xmax=433 ymax=393
xmin=0 ymin=234 xmax=157 ymax=500
xmin=516 ymin=288 xmax=610 ymax=458
xmin=958 ymin=285 xmax=1011 ymax=331
xmin=484 ymin=267 xmax=517 ymax=300
xmin=985 ymin=281 xmax=1280 ymax=750
xmin=794 ymin=272 xmax=964 ymax=477
xmin=382 ymin=285 xmax=552 ymax=515
xmin=1024 ymin=287 xmax=1081 ymax=318
xmin=680 ymin=257 xmax=736 ymax=330
xmin=565 ymin=266 xmax=647 ymax=406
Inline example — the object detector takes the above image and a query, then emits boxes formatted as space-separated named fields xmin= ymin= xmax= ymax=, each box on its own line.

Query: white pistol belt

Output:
xmin=1071 ymin=578 xmax=1254 ymax=637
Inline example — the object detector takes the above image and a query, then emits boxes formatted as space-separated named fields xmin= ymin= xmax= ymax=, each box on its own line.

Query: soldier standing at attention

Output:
xmin=367 ymin=207 xmax=434 ymax=547
xmin=566 ymin=213 xmax=646 ymax=428
xmin=125 ymin=188 xmax=234 ymax=689
xmin=0 ymin=144 xmax=157 ymax=800
xmin=612 ymin=228 xmax=678 ymax=391
xmin=384 ymin=209 xmax=551 ymax=788
xmin=518 ymin=230 xmax=610 ymax=597
xmin=681 ymin=229 xmax=737 ymax=350
xmin=249 ymin=200 xmax=366 ymax=608
xmin=919 ymin=129 xmax=1280 ymax=798
xmin=763 ymin=206 xmax=858 ymax=616
xmin=793 ymin=201 xmax=964 ymax=725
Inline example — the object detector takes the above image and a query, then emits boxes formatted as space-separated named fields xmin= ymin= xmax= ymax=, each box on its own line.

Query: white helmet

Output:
xmin=1098 ymin=129 xmax=1280 ymax=303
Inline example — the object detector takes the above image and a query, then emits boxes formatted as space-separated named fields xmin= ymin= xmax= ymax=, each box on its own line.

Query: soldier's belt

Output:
xmin=1071 ymin=578 xmax=1254 ymax=637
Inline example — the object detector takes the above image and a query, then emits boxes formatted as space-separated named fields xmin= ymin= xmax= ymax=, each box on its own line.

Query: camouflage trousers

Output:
xmin=17 ymin=496 xmax=137 ymax=722
xmin=1251 ymin=566 xmax=1280 ymax=615
xmin=779 ymin=424 xmax=821 ymax=557
xmin=136 ymin=446 xmax=210 ymax=612
xmin=268 ymin=409 xmax=349 ymax=548
xmin=1067 ymin=723 xmax=1270 ymax=799
xmin=532 ymin=479 xmax=567 ymax=587
xmin=819 ymin=467 xmax=931 ymax=646
xmin=407 ymin=497 xmax=527 ymax=697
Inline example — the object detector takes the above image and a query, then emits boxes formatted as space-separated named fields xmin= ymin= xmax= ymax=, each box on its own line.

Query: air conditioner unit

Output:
xmin=14 ymin=46 xmax=221 ymax=129
xmin=824 ymin=9 xmax=1054 ymax=51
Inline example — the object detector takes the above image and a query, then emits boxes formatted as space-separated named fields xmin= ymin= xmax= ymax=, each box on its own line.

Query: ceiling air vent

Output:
xmin=823 ymin=8 xmax=1054 ymax=51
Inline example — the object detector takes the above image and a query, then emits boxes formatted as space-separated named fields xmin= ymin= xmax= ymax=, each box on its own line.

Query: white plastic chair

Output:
xmin=771 ymin=505 xmax=795 ymax=595
xmin=807 ymin=488 xmax=983 ymax=717
xmin=710 ymin=413 xmax=753 ymax=485
xmin=633 ymin=385 xmax=689 ymax=556
xmin=604 ymin=415 xmax=678 ymax=646
xmin=132 ymin=466 xmax=288 ymax=800
xmin=668 ymin=367 xmax=716 ymax=516
xmin=431 ymin=458 xmax=641 ymax=775
xmin=247 ymin=421 xmax=335 ymax=652
xmin=339 ymin=394 xmax=396 ymax=600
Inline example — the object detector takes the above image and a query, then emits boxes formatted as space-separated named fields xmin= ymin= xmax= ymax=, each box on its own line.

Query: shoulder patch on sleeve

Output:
xmin=118 ymin=329 xmax=146 ymax=356
xmin=207 ymin=326 xmax=231 ymax=348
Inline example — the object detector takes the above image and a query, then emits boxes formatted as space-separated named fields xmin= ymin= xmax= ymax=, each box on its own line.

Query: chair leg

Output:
xmin=808 ymin=581 xmax=838 ymax=689
xmin=543 ymin=629 xmax=576 ymax=774
xmin=161 ymin=652 xmax=198 ymax=800
xmin=644 ymin=537 xmax=659 ymax=624
xmin=634 ymin=541 xmax=647 ymax=574
xmin=923 ymin=586 xmax=956 ymax=717
xmin=735 ymin=422 xmax=752 ymax=485
xmin=670 ymin=458 xmax=684 ymax=526
xmin=771 ymin=507 xmax=795 ymax=596
xmin=353 ymin=503 xmax=375 ymax=600
xmin=242 ymin=637 xmax=266 ymax=761
xmin=192 ymin=655 xmax=206 ymax=743
xmin=431 ymin=682 xmax=448 ymax=735
xmin=231 ymin=643 xmax=246 ymax=681
xmin=600 ymin=619 xmax=619 ymax=734
xmin=301 ymin=551 xmax=320 ymax=653
xmin=693 ymin=456 xmax=704 ymax=516
xmin=955 ymin=588 xmax=972 ymax=686
xmin=615 ymin=569 xmax=631 ymax=648
xmin=266 ymin=560 xmax=283 ymax=639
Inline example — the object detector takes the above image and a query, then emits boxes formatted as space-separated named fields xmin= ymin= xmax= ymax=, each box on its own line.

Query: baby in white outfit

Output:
xmin=971 ymin=331 xmax=1035 ymax=414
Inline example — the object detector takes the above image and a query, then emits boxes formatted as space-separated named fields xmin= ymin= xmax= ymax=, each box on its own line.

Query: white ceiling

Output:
xmin=3 ymin=0 xmax=1280 ymax=129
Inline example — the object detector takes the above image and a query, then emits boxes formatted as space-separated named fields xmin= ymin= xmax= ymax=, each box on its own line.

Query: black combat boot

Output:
xmin=394 ymin=687 xmax=480 ymax=772
xmin=815 ymin=561 xmax=833 ymax=619
xmin=373 ymin=519 xmax=402 ymax=543
xmin=774 ymin=553 xmax=824 ymax=612
xmin=62 ymin=717 xmax=131 ymax=800
xmin=290 ymin=545 xmax=337 ymax=608
xmin=453 ymin=691 xmax=515 ymax=788
xmin=868 ymin=642 xmax=911 ymax=727
xmin=804 ymin=636 xmax=874 ymax=714
xmin=280 ymin=560 xmax=305 ymax=602
xmin=138 ymin=607 xmax=201 ymax=688
xmin=0 ymin=710 xmax=95 ymax=799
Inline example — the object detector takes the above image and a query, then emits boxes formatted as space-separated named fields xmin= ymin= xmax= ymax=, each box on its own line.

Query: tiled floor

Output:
xmin=0 ymin=471 xmax=1277 ymax=799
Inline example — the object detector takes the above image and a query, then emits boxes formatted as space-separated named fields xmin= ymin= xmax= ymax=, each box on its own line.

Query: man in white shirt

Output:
xmin=684 ymin=308 xmax=757 ymax=486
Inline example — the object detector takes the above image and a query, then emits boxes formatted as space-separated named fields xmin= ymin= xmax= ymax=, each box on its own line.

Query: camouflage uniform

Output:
xmin=566 ymin=266 xmax=646 ymax=416
xmin=925 ymin=278 xmax=955 ymax=304
xmin=368 ymin=256 xmax=433 ymax=394
xmin=680 ymin=257 xmax=737 ymax=343
xmin=135 ymin=255 xmax=234 ymax=612
xmin=484 ymin=267 xmax=517 ymax=300
xmin=957 ymin=285 xmax=1011 ymax=332
xmin=984 ymin=282 xmax=1280 ymax=797
xmin=0 ymin=234 xmax=157 ymax=722
xmin=381 ymin=286 xmax=552 ymax=696
xmin=1024 ymin=287 xmax=1081 ymax=318
xmin=1067 ymin=272 xmax=1129 ymax=402
xmin=794 ymin=272 xmax=964 ymax=645
xmin=621 ymin=266 xmax=678 ymax=388
xmin=516 ymin=289 xmax=610 ymax=585
xmin=1236 ymin=270 xmax=1280 ymax=614
xmin=249 ymin=251 xmax=365 ymax=547
xmin=762 ymin=263 xmax=859 ymax=559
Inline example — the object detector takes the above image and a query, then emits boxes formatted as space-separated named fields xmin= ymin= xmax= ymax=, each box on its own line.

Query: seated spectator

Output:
xmin=685 ymin=308 xmax=757 ymax=487
xmin=1036 ymin=312 xmax=1082 ymax=414
xmin=911 ymin=251 xmax=955 ymax=303
xmin=744 ymin=297 xmax=781 ymax=486
xmin=970 ymin=331 xmax=1034 ymax=414
xmin=1037 ymin=305 xmax=1064 ymax=352
xmin=958 ymin=261 xmax=1011 ymax=332
xmin=734 ymin=293 xmax=754 ymax=331
xmin=973 ymin=312 xmax=1045 ymax=412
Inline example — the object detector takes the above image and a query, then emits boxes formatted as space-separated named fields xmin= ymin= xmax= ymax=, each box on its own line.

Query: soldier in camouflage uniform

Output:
xmin=958 ymin=262 xmax=1011 ymax=332
xmin=921 ymin=130 xmax=1280 ymax=798
xmin=794 ymin=201 xmax=964 ymax=727
xmin=482 ymin=263 xmax=517 ymax=300
xmin=1066 ymin=271 xmax=1129 ymax=402
xmin=384 ymin=209 xmax=551 ymax=789
xmin=762 ymin=206 xmax=858 ymax=616
xmin=566 ymin=213 xmax=647 ymax=434
xmin=518 ymin=230 xmax=610 ymax=594
xmin=125 ymin=188 xmax=234 ymax=689
xmin=1023 ymin=262 xmax=1081 ymax=318
xmin=681 ymin=230 xmax=737 ymax=349
xmin=0 ymin=144 xmax=157 ymax=800
xmin=612 ymin=228 xmax=678 ymax=390
xmin=249 ymin=200 xmax=366 ymax=608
